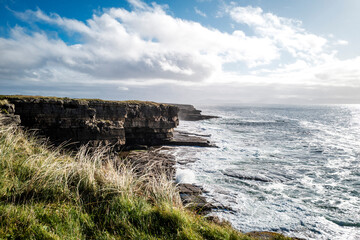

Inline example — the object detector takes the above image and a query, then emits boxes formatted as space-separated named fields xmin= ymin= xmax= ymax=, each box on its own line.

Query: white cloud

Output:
xmin=227 ymin=5 xmax=328 ymax=62
xmin=335 ymin=40 xmax=349 ymax=46
xmin=127 ymin=0 xmax=149 ymax=10
xmin=194 ymin=7 xmax=207 ymax=17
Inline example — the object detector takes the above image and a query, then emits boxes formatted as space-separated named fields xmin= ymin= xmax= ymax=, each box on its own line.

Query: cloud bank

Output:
xmin=1 ymin=3 xmax=277 ymax=83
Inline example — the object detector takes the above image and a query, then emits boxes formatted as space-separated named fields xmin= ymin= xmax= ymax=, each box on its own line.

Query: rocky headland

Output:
xmin=1 ymin=96 xmax=179 ymax=150
xmin=1 ymin=96 xmax=216 ymax=149
xmin=168 ymin=103 xmax=219 ymax=121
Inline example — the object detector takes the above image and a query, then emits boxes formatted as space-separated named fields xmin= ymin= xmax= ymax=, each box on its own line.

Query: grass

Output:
xmin=0 ymin=95 xmax=168 ymax=107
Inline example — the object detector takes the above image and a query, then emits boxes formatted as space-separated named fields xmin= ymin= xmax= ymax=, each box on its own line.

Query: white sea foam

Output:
xmin=175 ymin=168 xmax=196 ymax=184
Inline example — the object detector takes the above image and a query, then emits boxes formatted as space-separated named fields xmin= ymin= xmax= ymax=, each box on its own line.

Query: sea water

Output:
xmin=173 ymin=105 xmax=360 ymax=240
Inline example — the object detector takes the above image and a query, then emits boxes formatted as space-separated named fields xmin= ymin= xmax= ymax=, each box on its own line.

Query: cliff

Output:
xmin=169 ymin=103 xmax=219 ymax=121
xmin=0 ymin=95 xmax=179 ymax=149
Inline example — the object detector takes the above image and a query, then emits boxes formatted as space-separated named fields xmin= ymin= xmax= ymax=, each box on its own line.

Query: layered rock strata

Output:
xmin=169 ymin=104 xmax=219 ymax=121
xmin=1 ymin=96 xmax=179 ymax=149
xmin=168 ymin=131 xmax=215 ymax=147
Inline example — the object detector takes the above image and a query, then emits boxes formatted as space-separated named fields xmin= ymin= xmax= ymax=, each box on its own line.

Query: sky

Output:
xmin=1 ymin=0 xmax=360 ymax=104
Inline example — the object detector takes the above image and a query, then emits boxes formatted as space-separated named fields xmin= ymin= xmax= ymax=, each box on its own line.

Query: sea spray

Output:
xmin=176 ymin=168 xmax=196 ymax=184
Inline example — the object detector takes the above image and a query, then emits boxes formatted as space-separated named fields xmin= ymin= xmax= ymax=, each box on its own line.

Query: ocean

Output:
xmin=173 ymin=105 xmax=360 ymax=240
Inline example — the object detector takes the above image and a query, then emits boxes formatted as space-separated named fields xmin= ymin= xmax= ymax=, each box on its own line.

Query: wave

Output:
xmin=328 ymin=218 xmax=360 ymax=228
xmin=223 ymin=120 xmax=289 ymax=127
xmin=222 ymin=170 xmax=272 ymax=183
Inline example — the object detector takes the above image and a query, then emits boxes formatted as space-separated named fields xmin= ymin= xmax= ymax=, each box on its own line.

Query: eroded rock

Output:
xmin=166 ymin=131 xmax=216 ymax=147
xmin=167 ymin=104 xmax=219 ymax=121
xmin=2 ymin=96 xmax=179 ymax=150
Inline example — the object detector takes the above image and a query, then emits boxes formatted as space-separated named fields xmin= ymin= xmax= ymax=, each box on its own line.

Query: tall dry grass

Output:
xmin=0 ymin=114 xmax=182 ymax=207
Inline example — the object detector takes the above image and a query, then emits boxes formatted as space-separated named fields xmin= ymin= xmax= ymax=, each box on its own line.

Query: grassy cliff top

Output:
xmin=0 ymin=95 xmax=169 ymax=107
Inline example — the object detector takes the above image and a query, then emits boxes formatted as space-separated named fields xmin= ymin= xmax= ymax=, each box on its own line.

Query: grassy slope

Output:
xmin=0 ymin=116 xmax=292 ymax=240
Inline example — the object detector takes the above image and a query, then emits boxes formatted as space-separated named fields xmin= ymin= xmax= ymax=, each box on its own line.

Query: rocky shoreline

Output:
xmin=0 ymin=96 xmax=300 ymax=239
xmin=120 ymin=130 xmax=303 ymax=239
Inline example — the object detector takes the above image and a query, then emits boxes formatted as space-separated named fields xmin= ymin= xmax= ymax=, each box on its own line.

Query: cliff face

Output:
xmin=1 ymin=96 xmax=179 ymax=149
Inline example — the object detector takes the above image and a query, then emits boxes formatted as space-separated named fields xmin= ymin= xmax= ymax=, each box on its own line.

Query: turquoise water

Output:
xmin=174 ymin=105 xmax=360 ymax=240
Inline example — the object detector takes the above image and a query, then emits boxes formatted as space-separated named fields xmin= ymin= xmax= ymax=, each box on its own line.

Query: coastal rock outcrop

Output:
xmin=168 ymin=131 xmax=215 ymax=147
xmin=168 ymin=104 xmax=218 ymax=121
xmin=1 ymin=96 xmax=179 ymax=149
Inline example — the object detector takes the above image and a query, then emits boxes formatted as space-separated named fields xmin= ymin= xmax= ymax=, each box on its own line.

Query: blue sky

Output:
xmin=1 ymin=0 xmax=360 ymax=104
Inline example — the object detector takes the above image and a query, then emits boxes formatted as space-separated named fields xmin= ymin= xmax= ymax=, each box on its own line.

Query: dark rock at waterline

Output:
xmin=168 ymin=103 xmax=219 ymax=121
xmin=177 ymin=183 xmax=215 ymax=214
xmin=176 ymin=130 xmax=212 ymax=138
xmin=166 ymin=131 xmax=216 ymax=147
xmin=177 ymin=183 xmax=234 ymax=214
xmin=177 ymin=183 xmax=203 ymax=195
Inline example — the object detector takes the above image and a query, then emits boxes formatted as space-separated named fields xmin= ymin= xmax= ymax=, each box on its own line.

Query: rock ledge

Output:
xmin=167 ymin=104 xmax=219 ymax=121
xmin=0 ymin=95 xmax=179 ymax=150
